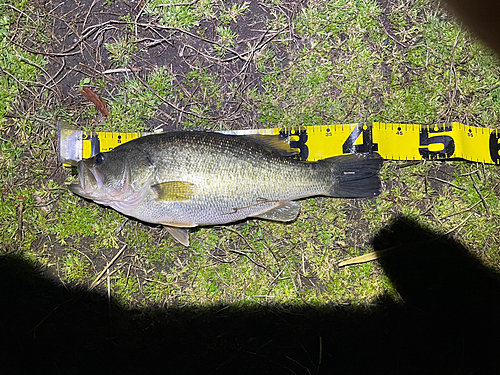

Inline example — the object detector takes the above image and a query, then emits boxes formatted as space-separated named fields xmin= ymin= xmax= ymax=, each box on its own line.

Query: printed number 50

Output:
xmin=418 ymin=126 xmax=455 ymax=160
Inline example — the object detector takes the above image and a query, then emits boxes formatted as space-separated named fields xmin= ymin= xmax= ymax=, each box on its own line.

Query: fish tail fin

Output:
xmin=324 ymin=153 xmax=384 ymax=198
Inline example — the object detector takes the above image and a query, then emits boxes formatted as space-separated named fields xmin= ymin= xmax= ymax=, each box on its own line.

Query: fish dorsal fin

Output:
xmin=164 ymin=226 xmax=190 ymax=246
xmin=243 ymin=134 xmax=298 ymax=156
xmin=151 ymin=181 xmax=196 ymax=201
xmin=252 ymin=201 xmax=300 ymax=222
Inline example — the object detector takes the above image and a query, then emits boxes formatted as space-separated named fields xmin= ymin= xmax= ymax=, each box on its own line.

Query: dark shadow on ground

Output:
xmin=2 ymin=216 xmax=500 ymax=374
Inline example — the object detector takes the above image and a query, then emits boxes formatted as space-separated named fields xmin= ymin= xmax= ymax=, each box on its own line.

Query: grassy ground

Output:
xmin=2 ymin=0 xmax=500 ymax=312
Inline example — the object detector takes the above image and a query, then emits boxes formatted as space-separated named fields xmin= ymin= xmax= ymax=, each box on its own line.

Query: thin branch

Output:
xmin=0 ymin=66 xmax=37 ymax=96
xmin=156 ymin=1 xmax=199 ymax=6
xmin=89 ymin=244 xmax=127 ymax=291
xmin=426 ymin=175 xmax=466 ymax=191
xmin=0 ymin=3 xmax=35 ymax=23
xmin=471 ymin=174 xmax=491 ymax=216
xmin=339 ymin=213 xmax=474 ymax=267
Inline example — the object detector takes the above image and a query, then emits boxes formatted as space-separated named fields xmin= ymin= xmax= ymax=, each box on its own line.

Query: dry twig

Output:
xmin=89 ymin=244 xmax=127 ymax=291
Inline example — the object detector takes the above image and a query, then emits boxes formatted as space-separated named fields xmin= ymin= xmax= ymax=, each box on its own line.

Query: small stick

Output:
xmin=471 ymin=175 xmax=490 ymax=216
xmin=156 ymin=1 xmax=199 ymax=6
xmin=115 ymin=219 xmax=129 ymax=234
xmin=427 ymin=176 xmax=466 ymax=191
xmin=82 ymin=0 xmax=98 ymax=32
xmin=0 ymin=3 xmax=35 ymax=23
xmin=338 ymin=213 xmax=474 ymax=267
xmin=229 ymin=249 xmax=266 ymax=269
xmin=107 ymin=268 xmax=111 ymax=316
xmin=17 ymin=202 xmax=23 ymax=242
xmin=338 ymin=248 xmax=393 ymax=267
xmin=89 ymin=244 xmax=127 ymax=291
xmin=102 ymin=68 xmax=141 ymax=74
xmin=439 ymin=182 xmax=497 ymax=220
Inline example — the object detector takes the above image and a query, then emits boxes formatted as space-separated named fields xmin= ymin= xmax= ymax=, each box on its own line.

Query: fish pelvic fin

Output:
xmin=325 ymin=153 xmax=384 ymax=198
xmin=164 ymin=226 xmax=190 ymax=246
xmin=152 ymin=181 xmax=196 ymax=201
xmin=251 ymin=201 xmax=301 ymax=222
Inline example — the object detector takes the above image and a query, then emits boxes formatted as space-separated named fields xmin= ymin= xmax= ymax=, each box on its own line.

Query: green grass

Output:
xmin=2 ymin=0 xmax=500 ymax=310
xmin=0 ymin=3 xmax=47 ymax=124
xmin=105 ymin=36 xmax=137 ymax=68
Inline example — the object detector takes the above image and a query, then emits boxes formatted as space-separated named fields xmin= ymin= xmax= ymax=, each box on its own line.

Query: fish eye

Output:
xmin=95 ymin=153 xmax=105 ymax=165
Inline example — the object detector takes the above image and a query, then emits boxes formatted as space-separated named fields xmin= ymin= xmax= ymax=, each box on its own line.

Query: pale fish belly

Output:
xmin=162 ymin=196 xmax=297 ymax=226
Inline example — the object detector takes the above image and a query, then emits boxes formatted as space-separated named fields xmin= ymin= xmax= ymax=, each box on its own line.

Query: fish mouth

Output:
xmin=69 ymin=160 xmax=104 ymax=198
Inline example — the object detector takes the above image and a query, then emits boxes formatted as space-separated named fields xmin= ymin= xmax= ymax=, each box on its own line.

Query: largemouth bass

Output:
xmin=69 ymin=131 xmax=383 ymax=246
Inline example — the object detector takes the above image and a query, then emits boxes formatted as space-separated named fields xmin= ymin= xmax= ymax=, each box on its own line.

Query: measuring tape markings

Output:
xmin=82 ymin=130 xmax=142 ymax=159
xmin=65 ymin=122 xmax=500 ymax=165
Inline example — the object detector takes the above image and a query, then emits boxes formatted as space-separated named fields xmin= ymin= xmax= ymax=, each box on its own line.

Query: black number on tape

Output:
xmin=418 ymin=125 xmax=455 ymax=160
xmin=280 ymin=127 xmax=309 ymax=161
xmin=489 ymin=131 xmax=500 ymax=164
xmin=89 ymin=133 xmax=101 ymax=158
xmin=342 ymin=125 xmax=379 ymax=154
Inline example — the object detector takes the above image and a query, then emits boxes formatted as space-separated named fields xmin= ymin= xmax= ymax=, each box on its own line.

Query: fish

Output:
xmin=69 ymin=131 xmax=384 ymax=246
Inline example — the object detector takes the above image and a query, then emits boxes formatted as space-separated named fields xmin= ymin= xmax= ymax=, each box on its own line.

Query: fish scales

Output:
xmin=134 ymin=132 xmax=330 ymax=224
xmin=69 ymin=131 xmax=383 ymax=246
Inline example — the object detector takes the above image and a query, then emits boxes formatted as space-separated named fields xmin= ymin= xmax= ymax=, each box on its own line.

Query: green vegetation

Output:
xmin=0 ymin=3 xmax=46 ymax=124
xmin=105 ymin=36 xmax=137 ymax=67
xmin=1 ymin=0 xmax=500 ymax=310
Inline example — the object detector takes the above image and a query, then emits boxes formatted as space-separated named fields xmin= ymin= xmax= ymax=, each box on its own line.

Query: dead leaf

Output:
xmin=80 ymin=87 xmax=109 ymax=116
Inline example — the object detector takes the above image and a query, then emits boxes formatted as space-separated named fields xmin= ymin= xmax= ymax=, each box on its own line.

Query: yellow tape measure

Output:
xmin=57 ymin=121 xmax=500 ymax=166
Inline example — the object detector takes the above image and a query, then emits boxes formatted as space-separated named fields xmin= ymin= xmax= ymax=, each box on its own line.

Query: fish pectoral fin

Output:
xmin=151 ymin=181 xmax=196 ymax=201
xmin=243 ymin=134 xmax=298 ymax=156
xmin=252 ymin=201 xmax=300 ymax=222
xmin=163 ymin=226 xmax=190 ymax=247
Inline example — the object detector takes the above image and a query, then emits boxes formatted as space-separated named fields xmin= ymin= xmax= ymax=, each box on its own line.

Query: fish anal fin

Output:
xmin=164 ymin=226 xmax=190 ymax=247
xmin=152 ymin=181 xmax=196 ymax=201
xmin=252 ymin=201 xmax=300 ymax=222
